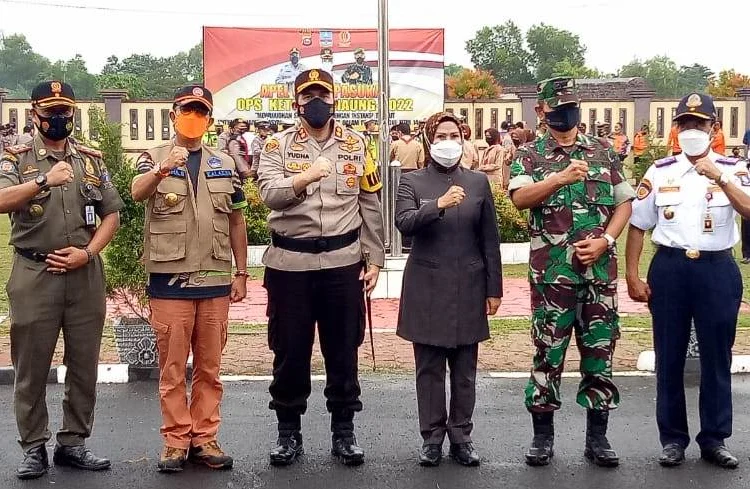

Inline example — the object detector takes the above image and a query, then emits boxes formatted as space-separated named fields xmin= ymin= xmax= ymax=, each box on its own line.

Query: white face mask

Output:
xmin=677 ymin=129 xmax=711 ymax=156
xmin=430 ymin=139 xmax=463 ymax=167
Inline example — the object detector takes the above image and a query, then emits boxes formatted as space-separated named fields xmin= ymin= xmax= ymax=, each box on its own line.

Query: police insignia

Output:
xmin=29 ymin=204 xmax=44 ymax=217
xmin=636 ymin=178 xmax=652 ymax=200
xmin=85 ymin=157 xmax=97 ymax=176
xmin=686 ymin=94 xmax=702 ymax=108
xmin=340 ymin=135 xmax=362 ymax=153
xmin=309 ymin=70 xmax=320 ymax=81
xmin=208 ymin=156 xmax=222 ymax=168
xmin=22 ymin=165 xmax=38 ymax=175
xmin=50 ymin=81 xmax=62 ymax=94
xmin=1 ymin=161 xmax=15 ymax=173
xmin=334 ymin=126 xmax=343 ymax=140
xmin=264 ymin=138 xmax=280 ymax=153
xmin=192 ymin=87 xmax=204 ymax=97
xmin=290 ymin=143 xmax=305 ymax=151
xmin=343 ymin=163 xmax=357 ymax=175
xmin=346 ymin=176 xmax=356 ymax=188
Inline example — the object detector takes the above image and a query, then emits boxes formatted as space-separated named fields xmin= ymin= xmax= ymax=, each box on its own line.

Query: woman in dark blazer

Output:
xmin=395 ymin=112 xmax=502 ymax=467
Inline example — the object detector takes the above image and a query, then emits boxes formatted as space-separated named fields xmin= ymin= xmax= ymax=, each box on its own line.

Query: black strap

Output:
xmin=658 ymin=246 xmax=732 ymax=260
xmin=271 ymin=229 xmax=359 ymax=254
xmin=15 ymin=247 xmax=49 ymax=262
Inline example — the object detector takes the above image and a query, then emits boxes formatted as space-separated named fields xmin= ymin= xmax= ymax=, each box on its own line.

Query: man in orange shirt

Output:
xmin=711 ymin=121 xmax=726 ymax=155
xmin=666 ymin=122 xmax=682 ymax=155
xmin=632 ymin=124 xmax=649 ymax=166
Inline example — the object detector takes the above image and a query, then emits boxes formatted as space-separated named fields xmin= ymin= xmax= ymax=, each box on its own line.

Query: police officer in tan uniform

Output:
xmin=131 ymin=85 xmax=248 ymax=473
xmin=257 ymin=69 xmax=385 ymax=466
xmin=0 ymin=81 xmax=123 ymax=480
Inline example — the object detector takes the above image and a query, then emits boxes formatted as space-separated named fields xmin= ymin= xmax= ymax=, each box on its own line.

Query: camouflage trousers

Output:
xmin=524 ymin=283 xmax=621 ymax=412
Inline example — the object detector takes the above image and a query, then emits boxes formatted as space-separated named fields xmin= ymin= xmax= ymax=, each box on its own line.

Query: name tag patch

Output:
xmin=205 ymin=169 xmax=232 ymax=179
xmin=170 ymin=168 xmax=187 ymax=178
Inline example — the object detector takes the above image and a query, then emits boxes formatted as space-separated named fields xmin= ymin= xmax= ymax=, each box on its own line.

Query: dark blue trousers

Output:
xmin=648 ymin=247 xmax=741 ymax=450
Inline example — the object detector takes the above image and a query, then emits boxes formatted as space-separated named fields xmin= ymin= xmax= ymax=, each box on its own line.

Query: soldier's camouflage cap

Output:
xmin=354 ymin=48 xmax=365 ymax=56
xmin=294 ymin=69 xmax=334 ymax=95
xmin=31 ymin=80 xmax=76 ymax=108
xmin=673 ymin=92 xmax=716 ymax=121
xmin=537 ymin=77 xmax=579 ymax=108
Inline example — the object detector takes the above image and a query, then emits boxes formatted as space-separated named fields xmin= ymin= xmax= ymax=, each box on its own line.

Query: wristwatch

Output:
xmin=34 ymin=173 xmax=49 ymax=192
xmin=603 ymin=233 xmax=616 ymax=248
xmin=718 ymin=173 xmax=730 ymax=187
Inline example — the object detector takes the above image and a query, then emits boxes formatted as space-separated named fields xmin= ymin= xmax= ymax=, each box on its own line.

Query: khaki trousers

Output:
xmin=150 ymin=296 xmax=229 ymax=449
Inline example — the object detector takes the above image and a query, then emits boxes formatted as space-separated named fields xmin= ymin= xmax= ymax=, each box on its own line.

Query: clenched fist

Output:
xmin=304 ymin=156 xmax=333 ymax=184
xmin=46 ymin=161 xmax=74 ymax=187
xmin=555 ymin=159 xmax=589 ymax=186
xmin=437 ymin=185 xmax=466 ymax=209
xmin=159 ymin=146 xmax=189 ymax=173
xmin=694 ymin=156 xmax=722 ymax=181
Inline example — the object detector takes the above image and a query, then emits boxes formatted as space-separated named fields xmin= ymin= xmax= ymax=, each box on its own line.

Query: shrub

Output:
xmin=629 ymin=124 xmax=668 ymax=183
xmin=243 ymin=181 xmax=271 ymax=245
xmin=491 ymin=184 xmax=530 ymax=243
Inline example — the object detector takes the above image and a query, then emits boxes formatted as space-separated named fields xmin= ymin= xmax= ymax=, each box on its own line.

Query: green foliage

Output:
xmin=552 ymin=59 xmax=602 ymax=79
xmin=243 ymin=181 xmax=271 ymax=246
xmin=627 ymin=124 xmax=668 ymax=183
xmin=526 ymin=23 xmax=587 ymax=81
xmin=618 ymin=57 xmax=713 ymax=98
xmin=0 ymin=34 xmax=51 ymax=98
xmin=44 ymin=54 xmax=98 ymax=99
xmin=444 ymin=63 xmax=466 ymax=77
xmin=466 ymin=22 xmax=534 ymax=85
xmin=491 ymin=184 xmax=530 ymax=243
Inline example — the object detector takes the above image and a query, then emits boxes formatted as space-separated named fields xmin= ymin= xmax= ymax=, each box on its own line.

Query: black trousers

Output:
xmin=413 ymin=343 xmax=479 ymax=445
xmin=648 ymin=248 xmax=741 ymax=450
xmin=742 ymin=219 xmax=750 ymax=259
xmin=264 ymin=263 xmax=365 ymax=435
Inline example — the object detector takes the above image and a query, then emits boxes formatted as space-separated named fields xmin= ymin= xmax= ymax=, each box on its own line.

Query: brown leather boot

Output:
xmin=157 ymin=446 xmax=187 ymax=473
xmin=189 ymin=441 xmax=233 ymax=470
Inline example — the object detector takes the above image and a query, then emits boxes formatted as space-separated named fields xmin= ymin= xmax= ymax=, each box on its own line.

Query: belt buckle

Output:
xmin=33 ymin=252 xmax=47 ymax=261
xmin=685 ymin=249 xmax=700 ymax=260
xmin=315 ymin=238 xmax=328 ymax=252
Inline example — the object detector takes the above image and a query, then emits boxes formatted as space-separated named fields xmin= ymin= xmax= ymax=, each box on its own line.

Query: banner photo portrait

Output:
xmin=203 ymin=27 xmax=445 ymax=125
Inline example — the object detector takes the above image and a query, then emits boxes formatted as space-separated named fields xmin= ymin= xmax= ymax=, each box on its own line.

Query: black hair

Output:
xmin=397 ymin=122 xmax=411 ymax=136
xmin=501 ymin=121 xmax=510 ymax=131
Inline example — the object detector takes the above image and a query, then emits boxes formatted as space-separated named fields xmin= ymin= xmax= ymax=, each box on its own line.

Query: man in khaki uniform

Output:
xmin=257 ymin=69 xmax=385 ymax=467
xmin=390 ymin=122 xmax=425 ymax=172
xmin=0 ymin=81 xmax=123 ymax=480
xmin=131 ymin=85 xmax=248 ymax=473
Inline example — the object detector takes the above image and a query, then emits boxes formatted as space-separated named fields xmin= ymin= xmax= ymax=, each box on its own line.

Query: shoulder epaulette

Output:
xmin=3 ymin=144 xmax=32 ymax=156
xmin=655 ymin=156 xmax=678 ymax=167
xmin=75 ymin=144 xmax=102 ymax=159
xmin=716 ymin=156 xmax=741 ymax=165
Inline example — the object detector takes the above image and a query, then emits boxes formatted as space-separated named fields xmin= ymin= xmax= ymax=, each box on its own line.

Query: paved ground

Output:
xmin=1 ymin=376 xmax=750 ymax=488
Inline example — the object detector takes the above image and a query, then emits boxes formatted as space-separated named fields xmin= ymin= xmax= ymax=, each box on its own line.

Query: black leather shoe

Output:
xmin=17 ymin=445 xmax=49 ymax=480
xmin=418 ymin=444 xmax=442 ymax=467
xmin=449 ymin=442 xmax=480 ymax=467
xmin=584 ymin=410 xmax=619 ymax=467
xmin=701 ymin=445 xmax=739 ymax=469
xmin=269 ymin=432 xmax=304 ymax=466
xmin=53 ymin=444 xmax=110 ymax=471
xmin=332 ymin=434 xmax=365 ymax=466
xmin=658 ymin=443 xmax=686 ymax=467
xmin=526 ymin=412 xmax=554 ymax=466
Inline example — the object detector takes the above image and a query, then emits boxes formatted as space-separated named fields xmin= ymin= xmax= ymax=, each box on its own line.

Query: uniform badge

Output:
xmin=50 ymin=81 xmax=62 ymax=94
xmin=736 ymin=171 xmax=750 ymax=186
xmin=309 ymin=70 xmax=320 ymax=81
xmin=208 ymin=156 xmax=222 ymax=168
xmin=296 ymin=127 xmax=308 ymax=141
xmin=263 ymin=138 xmax=280 ymax=153
xmin=636 ymin=178 xmax=652 ymax=200
xmin=663 ymin=207 xmax=675 ymax=220
xmin=85 ymin=157 xmax=97 ymax=176
xmin=38 ymin=148 xmax=47 ymax=157
xmin=1 ymin=161 xmax=15 ymax=173
xmin=334 ymin=126 xmax=343 ymax=140
xmin=29 ymin=204 xmax=44 ymax=217
xmin=346 ymin=176 xmax=356 ymax=188
xmin=343 ymin=163 xmax=357 ymax=175
xmin=686 ymin=94 xmax=702 ymax=108
xmin=164 ymin=193 xmax=179 ymax=207
xmin=290 ymin=143 xmax=305 ymax=152
xmin=340 ymin=135 xmax=362 ymax=153
xmin=170 ymin=168 xmax=187 ymax=178
xmin=192 ymin=87 xmax=204 ymax=97
xmin=22 ymin=164 xmax=38 ymax=175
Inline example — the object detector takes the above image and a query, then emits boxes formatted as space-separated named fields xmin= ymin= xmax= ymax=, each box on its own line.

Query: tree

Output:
xmin=526 ymin=23 xmax=586 ymax=80
xmin=465 ymin=22 xmax=533 ymax=85
xmin=0 ymin=34 xmax=51 ymax=98
xmin=446 ymin=68 xmax=501 ymax=99
xmin=96 ymin=73 xmax=148 ymax=99
xmin=44 ymin=54 xmax=98 ymax=99
xmin=444 ymin=63 xmax=465 ymax=77
xmin=619 ymin=56 xmax=680 ymax=98
xmin=552 ymin=59 xmax=602 ymax=79
xmin=708 ymin=70 xmax=750 ymax=97
xmin=677 ymin=63 xmax=713 ymax=95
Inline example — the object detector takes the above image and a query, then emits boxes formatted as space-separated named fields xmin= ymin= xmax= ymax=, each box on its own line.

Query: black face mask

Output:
xmin=391 ymin=135 xmax=399 ymax=141
xmin=37 ymin=114 xmax=74 ymax=141
xmin=298 ymin=98 xmax=333 ymax=129
xmin=545 ymin=105 xmax=580 ymax=132
xmin=485 ymin=137 xmax=493 ymax=145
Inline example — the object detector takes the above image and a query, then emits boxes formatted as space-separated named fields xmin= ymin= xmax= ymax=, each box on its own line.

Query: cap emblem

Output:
xmin=686 ymin=94 xmax=702 ymax=108
xmin=192 ymin=87 xmax=204 ymax=97
xmin=50 ymin=82 xmax=62 ymax=95
xmin=309 ymin=70 xmax=320 ymax=81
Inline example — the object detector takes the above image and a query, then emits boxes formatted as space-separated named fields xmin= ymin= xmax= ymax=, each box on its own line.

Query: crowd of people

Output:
xmin=1 ymin=69 xmax=750 ymax=482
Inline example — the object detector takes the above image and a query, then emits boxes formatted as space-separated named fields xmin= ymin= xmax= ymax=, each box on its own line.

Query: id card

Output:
xmin=702 ymin=212 xmax=714 ymax=234
xmin=85 ymin=205 xmax=96 ymax=226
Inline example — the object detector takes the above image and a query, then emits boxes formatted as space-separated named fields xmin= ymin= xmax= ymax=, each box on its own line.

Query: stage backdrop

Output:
xmin=203 ymin=27 xmax=444 ymax=124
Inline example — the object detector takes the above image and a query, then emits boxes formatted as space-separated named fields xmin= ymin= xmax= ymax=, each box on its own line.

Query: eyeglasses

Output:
xmin=176 ymin=104 xmax=210 ymax=117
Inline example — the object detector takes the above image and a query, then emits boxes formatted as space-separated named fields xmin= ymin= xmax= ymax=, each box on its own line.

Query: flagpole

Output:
xmin=377 ymin=0 xmax=392 ymax=252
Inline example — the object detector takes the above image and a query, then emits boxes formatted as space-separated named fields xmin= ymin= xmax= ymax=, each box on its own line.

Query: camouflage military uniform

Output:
xmin=509 ymin=131 xmax=636 ymax=412
xmin=341 ymin=49 xmax=373 ymax=85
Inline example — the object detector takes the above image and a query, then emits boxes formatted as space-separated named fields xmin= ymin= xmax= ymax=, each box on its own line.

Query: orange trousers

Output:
xmin=150 ymin=296 xmax=229 ymax=449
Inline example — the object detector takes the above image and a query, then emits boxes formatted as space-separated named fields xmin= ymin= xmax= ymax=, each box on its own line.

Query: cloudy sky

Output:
xmin=1 ymin=0 xmax=749 ymax=76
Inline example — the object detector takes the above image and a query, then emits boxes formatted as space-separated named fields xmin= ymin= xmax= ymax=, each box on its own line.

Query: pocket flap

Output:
xmin=206 ymin=178 xmax=234 ymax=194
xmin=149 ymin=220 xmax=187 ymax=234
xmin=212 ymin=218 xmax=230 ymax=235
xmin=156 ymin=179 xmax=189 ymax=195
xmin=655 ymin=192 xmax=683 ymax=207
xmin=707 ymin=192 xmax=731 ymax=208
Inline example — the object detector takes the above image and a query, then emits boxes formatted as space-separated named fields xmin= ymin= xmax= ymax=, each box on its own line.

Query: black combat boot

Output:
xmin=17 ymin=445 xmax=49 ymax=480
xmin=525 ymin=412 xmax=554 ymax=466
xmin=269 ymin=431 xmax=304 ymax=466
xmin=584 ymin=409 xmax=619 ymax=467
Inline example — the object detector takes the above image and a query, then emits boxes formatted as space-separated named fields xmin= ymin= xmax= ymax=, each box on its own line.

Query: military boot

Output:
xmin=584 ymin=409 xmax=619 ymax=467
xmin=17 ymin=445 xmax=49 ymax=480
xmin=525 ymin=412 xmax=554 ymax=466
xmin=269 ymin=431 xmax=304 ymax=466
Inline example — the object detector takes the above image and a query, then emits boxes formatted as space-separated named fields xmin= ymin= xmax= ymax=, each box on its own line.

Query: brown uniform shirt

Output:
xmin=390 ymin=137 xmax=425 ymax=170
xmin=257 ymin=121 xmax=385 ymax=271
xmin=0 ymin=135 xmax=124 ymax=252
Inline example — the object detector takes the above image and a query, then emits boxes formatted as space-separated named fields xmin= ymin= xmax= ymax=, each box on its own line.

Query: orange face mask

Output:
xmin=174 ymin=113 xmax=209 ymax=139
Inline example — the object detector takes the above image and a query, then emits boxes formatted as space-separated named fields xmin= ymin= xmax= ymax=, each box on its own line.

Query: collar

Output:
xmin=427 ymin=162 xmax=461 ymax=174
xmin=32 ymin=134 xmax=74 ymax=161
xmin=541 ymin=131 xmax=594 ymax=153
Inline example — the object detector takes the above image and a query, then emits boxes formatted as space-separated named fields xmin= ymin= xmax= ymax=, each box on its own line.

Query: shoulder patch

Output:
xmin=4 ymin=144 xmax=31 ymax=156
xmin=263 ymin=138 xmax=280 ymax=153
xmin=655 ymin=156 xmax=677 ymax=168
xmin=1 ymin=160 xmax=18 ymax=173
xmin=360 ymin=153 xmax=382 ymax=193
xmin=636 ymin=178 xmax=652 ymax=200
xmin=75 ymin=144 xmax=102 ymax=159
xmin=717 ymin=157 xmax=740 ymax=165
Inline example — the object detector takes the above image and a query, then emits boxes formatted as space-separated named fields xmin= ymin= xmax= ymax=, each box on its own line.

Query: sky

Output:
xmin=1 ymin=0 xmax=749 ymax=77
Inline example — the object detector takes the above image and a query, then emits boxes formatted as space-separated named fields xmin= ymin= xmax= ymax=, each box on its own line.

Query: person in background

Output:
xmin=364 ymin=119 xmax=378 ymax=162
xmin=217 ymin=124 xmax=230 ymax=152
xmin=390 ymin=122 xmax=424 ymax=173
xmin=536 ymin=121 xmax=548 ymax=138
xmin=249 ymin=121 xmax=271 ymax=180
xmin=395 ymin=111 xmax=501 ymax=468
xmin=632 ymin=124 xmax=650 ymax=168
xmin=611 ymin=122 xmax=630 ymax=162
xmin=478 ymin=128 xmax=504 ymax=185
xmin=667 ymin=121 xmax=682 ymax=155
xmin=743 ymin=127 xmax=750 ymax=156
xmin=578 ymin=123 xmax=588 ymax=136
xmin=711 ymin=120 xmax=726 ymax=155
xmin=226 ymin=119 xmax=252 ymax=181
xmin=390 ymin=125 xmax=401 ymax=142
xmin=17 ymin=125 xmax=34 ymax=145
xmin=459 ymin=124 xmax=478 ymax=170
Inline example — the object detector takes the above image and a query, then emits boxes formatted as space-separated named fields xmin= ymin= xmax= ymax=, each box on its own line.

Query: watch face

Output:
xmin=35 ymin=174 xmax=46 ymax=186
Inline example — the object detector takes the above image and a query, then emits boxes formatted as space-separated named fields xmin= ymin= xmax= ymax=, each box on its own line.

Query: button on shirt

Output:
xmin=630 ymin=152 xmax=750 ymax=251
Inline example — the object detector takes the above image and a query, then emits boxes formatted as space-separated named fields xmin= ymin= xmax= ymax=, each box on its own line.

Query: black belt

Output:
xmin=657 ymin=246 xmax=733 ymax=261
xmin=15 ymin=247 xmax=50 ymax=262
xmin=271 ymin=229 xmax=359 ymax=254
